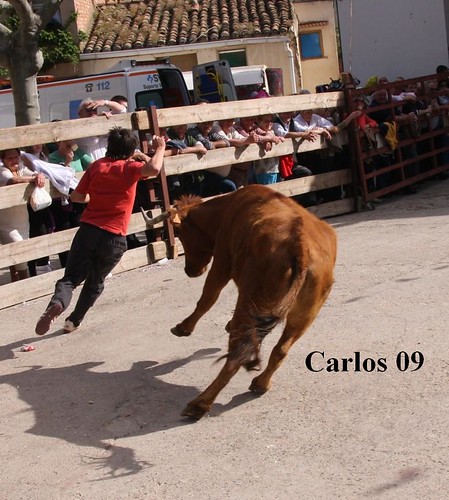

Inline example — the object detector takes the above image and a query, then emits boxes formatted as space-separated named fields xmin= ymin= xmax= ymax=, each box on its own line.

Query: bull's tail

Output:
xmin=219 ymin=318 xmax=278 ymax=371
xmin=219 ymin=218 xmax=309 ymax=371
xmin=272 ymin=217 xmax=309 ymax=320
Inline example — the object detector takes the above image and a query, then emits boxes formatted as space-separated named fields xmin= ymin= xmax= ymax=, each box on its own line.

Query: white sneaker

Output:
xmin=63 ymin=319 xmax=78 ymax=334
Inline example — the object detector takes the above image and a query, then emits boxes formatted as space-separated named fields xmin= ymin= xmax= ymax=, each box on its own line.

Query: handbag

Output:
xmin=30 ymin=186 xmax=52 ymax=212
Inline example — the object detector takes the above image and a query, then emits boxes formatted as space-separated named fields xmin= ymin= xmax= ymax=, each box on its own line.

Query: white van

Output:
xmin=0 ymin=61 xmax=191 ymax=129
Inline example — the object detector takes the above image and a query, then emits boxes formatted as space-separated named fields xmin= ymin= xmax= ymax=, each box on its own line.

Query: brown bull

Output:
xmin=143 ymin=184 xmax=337 ymax=419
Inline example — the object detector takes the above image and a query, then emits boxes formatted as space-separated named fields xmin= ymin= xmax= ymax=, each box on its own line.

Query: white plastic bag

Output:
xmin=30 ymin=186 xmax=52 ymax=212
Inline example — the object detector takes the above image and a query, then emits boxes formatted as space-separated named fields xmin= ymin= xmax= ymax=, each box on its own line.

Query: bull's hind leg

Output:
xmin=249 ymin=274 xmax=333 ymax=394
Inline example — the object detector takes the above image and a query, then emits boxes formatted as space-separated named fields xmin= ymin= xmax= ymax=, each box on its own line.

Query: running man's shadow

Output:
xmin=0 ymin=346 xmax=220 ymax=479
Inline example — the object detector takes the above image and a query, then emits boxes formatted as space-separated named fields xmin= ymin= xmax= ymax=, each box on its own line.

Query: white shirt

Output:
xmin=207 ymin=124 xmax=245 ymax=177
xmin=294 ymin=113 xmax=334 ymax=131
xmin=272 ymin=118 xmax=300 ymax=137
xmin=0 ymin=163 xmax=34 ymax=239
xmin=77 ymin=135 xmax=108 ymax=161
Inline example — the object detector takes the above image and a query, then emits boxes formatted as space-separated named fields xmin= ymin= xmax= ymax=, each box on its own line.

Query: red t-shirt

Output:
xmin=76 ymin=157 xmax=144 ymax=235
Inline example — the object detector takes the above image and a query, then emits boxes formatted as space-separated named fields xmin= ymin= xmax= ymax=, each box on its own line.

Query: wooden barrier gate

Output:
xmin=0 ymin=92 xmax=355 ymax=309
xmin=344 ymin=72 xmax=449 ymax=202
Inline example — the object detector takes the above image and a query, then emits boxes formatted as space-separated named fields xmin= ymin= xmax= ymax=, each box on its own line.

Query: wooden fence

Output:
xmin=0 ymin=91 xmax=355 ymax=309
xmin=344 ymin=73 xmax=449 ymax=201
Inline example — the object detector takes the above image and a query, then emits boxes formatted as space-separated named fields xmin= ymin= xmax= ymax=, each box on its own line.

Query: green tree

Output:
xmin=0 ymin=0 xmax=63 ymax=126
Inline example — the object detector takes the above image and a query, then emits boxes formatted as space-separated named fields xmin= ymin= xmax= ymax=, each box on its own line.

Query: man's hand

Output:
xmin=64 ymin=150 xmax=74 ymax=166
xmin=132 ymin=152 xmax=150 ymax=162
xmin=152 ymin=135 xmax=166 ymax=150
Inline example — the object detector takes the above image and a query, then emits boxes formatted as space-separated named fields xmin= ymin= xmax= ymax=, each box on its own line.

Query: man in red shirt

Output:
xmin=35 ymin=127 xmax=166 ymax=335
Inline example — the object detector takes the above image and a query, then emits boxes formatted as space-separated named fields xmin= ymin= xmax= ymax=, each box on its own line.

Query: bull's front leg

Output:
xmin=182 ymin=356 xmax=242 ymax=419
xmin=171 ymin=262 xmax=230 ymax=337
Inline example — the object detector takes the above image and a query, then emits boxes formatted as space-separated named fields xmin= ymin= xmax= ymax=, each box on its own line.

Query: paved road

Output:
xmin=1 ymin=179 xmax=448 ymax=499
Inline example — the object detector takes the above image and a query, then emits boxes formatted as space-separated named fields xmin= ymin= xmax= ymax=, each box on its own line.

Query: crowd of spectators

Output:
xmin=0 ymin=96 xmax=125 ymax=282
xmin=2 ymin=67 xmax=449 ymax=283
xmin=350 ymin=68 xmax=449 ymax=197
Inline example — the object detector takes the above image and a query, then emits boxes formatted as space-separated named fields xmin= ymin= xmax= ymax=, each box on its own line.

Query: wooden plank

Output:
xmin=156 ymin=92 xmax=344 ymax=128
xmin=271 ymin=169 xmax=352 ymax=196
xmin=1 ymin=137 xmax=347 ymax=208
xmin=0 ymin=175 xmax=83 ymax=210
xmin=0 ymin=247 xmax=150 ymax=309
xmin=0 ymin=268 xmax=64 ymax=310
xmin=0 ymin=228 xmax=78 ymax=268
xmin=0 ymin=182 xmax=34 ymax=210
xmin=0 ymin=212 xmax=149 ymax=268
xmin=1 ymin=92 xmax=343 ymax=151
xmin=308 ymin=198 xmax=354 ymax=218
xmin=0 ymin=241 xmax=186 ymax=309
xmin=0 ymin=171 xmax=351 ymax=268
xmin=1 ymin=113 xmax=133 ymax=150
xmin=163 ymin=136 xmax=337 ymax=176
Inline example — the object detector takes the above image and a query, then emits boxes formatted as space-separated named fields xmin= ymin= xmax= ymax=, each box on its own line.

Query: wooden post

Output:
xmin=147 ymin=106 xmax=177 ymax=259
xmin=343 ymin=87 xmax=364 ymax=210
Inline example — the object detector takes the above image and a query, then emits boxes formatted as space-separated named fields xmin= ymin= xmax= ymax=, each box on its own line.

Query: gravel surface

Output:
xmin=1 ymin=179 xmax=448 ymax=499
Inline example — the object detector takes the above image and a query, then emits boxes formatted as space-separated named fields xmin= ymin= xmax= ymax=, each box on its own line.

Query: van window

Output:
xmin=48 ymin=100 xmax=78 ymax=121
xmin=135 ymin=91 xmax=164 ymax=110
xmin=135 ymin=68 xmax=191 ymax=109
xmin=159 ymin=68 xmax=191 ymax=106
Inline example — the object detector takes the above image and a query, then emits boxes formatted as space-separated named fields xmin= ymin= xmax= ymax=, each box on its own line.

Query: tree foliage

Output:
xmin=0 ymin=7 xmax=84 ymax=76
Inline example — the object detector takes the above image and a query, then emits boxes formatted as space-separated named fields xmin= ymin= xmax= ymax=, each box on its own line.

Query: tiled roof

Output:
xmin=83 ymin=0 xmax=295 ymax=53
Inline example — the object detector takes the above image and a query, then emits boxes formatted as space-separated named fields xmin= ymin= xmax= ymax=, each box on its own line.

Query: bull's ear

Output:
xmin=170 ymin=211 xmax=182 ymax=227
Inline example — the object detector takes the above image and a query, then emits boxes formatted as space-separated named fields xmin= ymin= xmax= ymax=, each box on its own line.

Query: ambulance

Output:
xmin=0 ymin=60 xmax=192 ymax=129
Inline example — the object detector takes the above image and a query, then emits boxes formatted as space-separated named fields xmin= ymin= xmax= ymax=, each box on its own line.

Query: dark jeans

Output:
xmin=47 ymin=223 xmax=127 ymax=325
xmin=374 ymin=154 xmax=393 ymax=190
xmin=27 ymin=203 xmax=53 ymax=275
xmin=50 ymin=198 xmax=85 ymax=267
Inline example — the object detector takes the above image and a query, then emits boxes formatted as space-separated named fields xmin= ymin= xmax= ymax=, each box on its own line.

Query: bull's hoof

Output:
xmin=171 ymin=324 xmax=192 ymax=337
xmin=225 ymin=321 xmax=232 ymax=333
xmin=181 ymin=401 xmax=210 ymax=420
xmin=249 ymin=379 xmax=269 ymax=395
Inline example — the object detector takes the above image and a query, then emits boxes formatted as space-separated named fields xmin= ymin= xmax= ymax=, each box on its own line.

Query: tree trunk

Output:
xmin=8 ymin=41 xmax=43 ymax=126
xmin=0 ymin=0 xmax=62 ymax=126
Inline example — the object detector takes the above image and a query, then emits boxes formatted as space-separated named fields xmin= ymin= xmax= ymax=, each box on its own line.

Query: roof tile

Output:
xmin=84 ymin=0 xmax=295 ymax=53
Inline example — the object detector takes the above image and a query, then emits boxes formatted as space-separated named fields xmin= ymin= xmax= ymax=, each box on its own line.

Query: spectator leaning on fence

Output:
xmin=252 ymin=114 xmax=284 ymax=185
xmin=186 ymin=102 xmax=232 ymax=196
xmin=272 ymin=111 xmax=317 ymax=181
xmin=0 ymin=148 xmax=46 ymax=282
xmin=35 ymin=127 xmax=166 ymax=336
xmin=76 ymin=98 xmax=126 ymax=161
xmin=203 ymin=118 xmax=257 ymax=194
xmin=23 ymin=144 xmax=53 ymax=276
xmin=166 ymin=124 xmax=207 ymax=198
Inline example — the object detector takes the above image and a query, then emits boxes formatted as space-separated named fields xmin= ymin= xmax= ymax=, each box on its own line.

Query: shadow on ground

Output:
xmin=0 ymin=344 xmax=254 ymax=479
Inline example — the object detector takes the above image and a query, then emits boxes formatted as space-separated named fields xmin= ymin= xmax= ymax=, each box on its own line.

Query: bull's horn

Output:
xmin=141 ymin=208 xmax=171 ymax=226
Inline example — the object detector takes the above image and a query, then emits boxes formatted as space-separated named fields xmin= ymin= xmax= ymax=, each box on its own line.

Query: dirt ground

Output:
xmin=1 ymin=180 xmax=449 ymax=499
